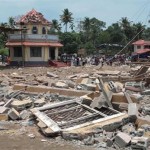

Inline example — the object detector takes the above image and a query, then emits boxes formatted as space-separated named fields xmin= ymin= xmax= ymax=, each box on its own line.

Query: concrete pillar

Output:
xmin=55 ymin=47 xmax=58 ymax=60
xmin=9 ymin=47 xmax=14 ymax=61
xmin=44 ymin=47 xmax=49 ymax=61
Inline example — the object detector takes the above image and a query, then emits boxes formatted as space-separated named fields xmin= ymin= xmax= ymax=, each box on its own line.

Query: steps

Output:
xmin=49 ymin=60 xmax=70 ymax=67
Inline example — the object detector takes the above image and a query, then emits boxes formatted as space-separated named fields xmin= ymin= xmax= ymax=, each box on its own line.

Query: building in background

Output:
xmin=6 ymin=9 xmax=63 ymax=66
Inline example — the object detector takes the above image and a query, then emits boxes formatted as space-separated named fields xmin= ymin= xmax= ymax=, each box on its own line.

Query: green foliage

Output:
xmin=0 ymin=47 xmax=9 ymax=55
xmin=59 ymin=32 xmax=80 ymax=54
xmin=0 ymin=12 xmax=149 ymax=57
xmin=60 ymin=8 xmax=74 ymax=32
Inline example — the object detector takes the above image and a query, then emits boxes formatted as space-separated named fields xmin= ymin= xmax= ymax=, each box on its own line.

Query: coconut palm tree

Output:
xmin=51 ymin=19 xmax=61 ymax=32
xmin=60 ymin=8 xmax=73 ymax=32
xmin=8 ymin=17 xmax=15 ymax=28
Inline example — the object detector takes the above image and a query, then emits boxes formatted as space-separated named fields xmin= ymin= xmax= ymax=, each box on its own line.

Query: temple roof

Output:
xmin=17 ymin=9 xmax=51 ymax=25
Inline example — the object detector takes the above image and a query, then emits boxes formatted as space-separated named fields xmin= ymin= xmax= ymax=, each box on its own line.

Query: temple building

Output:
xmin=6 ymin=9 xmax=63 ymax=66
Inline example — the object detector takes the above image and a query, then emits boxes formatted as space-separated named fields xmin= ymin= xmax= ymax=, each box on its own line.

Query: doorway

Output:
xmin=49 ymin=47 xmax=55 ymax=60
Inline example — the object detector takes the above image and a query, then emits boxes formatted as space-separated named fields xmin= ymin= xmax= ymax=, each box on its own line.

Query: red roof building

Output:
xmin=132 ymin=39 xmax=150 ymax=54
xmin=6 ymin=9 xmax=63 ymax=66
xmin=17 ymin=9 xmax=52 ymax=26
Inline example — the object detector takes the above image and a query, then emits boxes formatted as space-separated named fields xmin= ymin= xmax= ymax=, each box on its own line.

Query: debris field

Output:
xmin=0 ymin=65 xmax=150 ymax=150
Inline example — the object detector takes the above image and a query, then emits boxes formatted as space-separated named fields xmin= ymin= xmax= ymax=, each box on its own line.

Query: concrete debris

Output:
xmin=28 ymin=133 xmax=35 ymax=139
xmin=141 ymin=104 xmax=150 ymax=115
xmin=0 ymin=65 xmax=150 ymax=149
xmin=8 ymin=108 xmax=20 ymax=120
xmin=114 ymin=132 xmax=131 ymax=148
xmin=19 ymin=110 xmax=30 ymax=120
xmin=131 ymin=136 xmax=150 ymax=150
xmin=11 ymin=98 xmax=33 ymax=111
xmin=128 ymin=103 xmax=138 ymax=116
xmin=47 ymin=71 xmax=58 ymax=78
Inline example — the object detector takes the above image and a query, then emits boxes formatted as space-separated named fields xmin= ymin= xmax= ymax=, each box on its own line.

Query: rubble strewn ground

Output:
xmin=0 ymin=64 xmax=150 ymax=150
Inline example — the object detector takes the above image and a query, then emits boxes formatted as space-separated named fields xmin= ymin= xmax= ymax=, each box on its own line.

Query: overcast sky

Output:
xmin=0 ymin=0 xmax=150 ymax=27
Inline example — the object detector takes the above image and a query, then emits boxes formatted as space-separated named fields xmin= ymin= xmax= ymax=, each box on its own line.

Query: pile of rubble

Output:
xmin=0 ymin=65 xmax=150 ymax=149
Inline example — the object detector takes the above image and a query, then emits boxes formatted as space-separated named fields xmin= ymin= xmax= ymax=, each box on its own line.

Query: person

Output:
xmin=95 ymin=57 xmax=99 ymax=65
xmin=100 ymin=57 xmax=104 ymax=67
xmin=7 ymin=56 xmax=11 ymax=65
xmin=1 ymin=55 xmax=4 ymax=64
xmin=76 ymin=57 xmax=79 ymax=66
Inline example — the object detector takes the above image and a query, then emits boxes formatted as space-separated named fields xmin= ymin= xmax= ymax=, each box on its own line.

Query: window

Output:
xmin=32 ymin=26 xmax=38 ymax=34
xmin=144 ymin=45 xmax=150 ymax=49
xmin=14 ymin=47 xmax=22 ymax=57
xmin=22 ymin=26 xmax=27 ymax=33
xmin=42 ymin=27 xmax=46 ymax=34
xmin=30 ymin=47 xmax=42 ymax=57
xmin=137 ymin=46 xmax=141 ymax=49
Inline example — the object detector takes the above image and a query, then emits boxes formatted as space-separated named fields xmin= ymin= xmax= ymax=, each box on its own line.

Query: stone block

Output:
xmin=131 ymin=136 xmax=150 ymax=150
xmin=19 ymin=110 xmax=30 ymax=120
xmin=11 ymin=98 xmax=32 ymax=110
xmin=8 ymin=108 xmax=19 ymax=120
xmin=115 ymin=132 xmax=131 ymax=148
xmin=0 ymin=114 xmax=8 ymax=121
xmin=34 ymin=98 xmax=46 ymax=107
xmin=128 ymin=103 xmax=138 ymax=116
xmin=54 ymin=81 xmax=68 ymax=88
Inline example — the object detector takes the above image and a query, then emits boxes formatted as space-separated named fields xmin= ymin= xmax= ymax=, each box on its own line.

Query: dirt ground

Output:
xmin=0 ymin=122 xmax=93 ymax=150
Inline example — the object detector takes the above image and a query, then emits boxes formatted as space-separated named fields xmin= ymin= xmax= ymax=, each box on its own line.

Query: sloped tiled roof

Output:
xmin=136 ymin=49 xmax=150 ymax=54
xmin=132 ymin=40 xmax=150 ymax=45
xmin=17 ymin=9 xmax=51 ymax=25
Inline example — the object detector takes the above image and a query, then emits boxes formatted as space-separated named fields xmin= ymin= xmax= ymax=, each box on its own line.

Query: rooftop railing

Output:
xmin=8 ymin=34 xmax=59 ymax=42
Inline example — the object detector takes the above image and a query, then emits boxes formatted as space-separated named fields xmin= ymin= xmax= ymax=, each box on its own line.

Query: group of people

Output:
xmin=70 ymin=56 xmax=105 ymax=67
xmin=61 ymin=53 xmax=132 ymax=67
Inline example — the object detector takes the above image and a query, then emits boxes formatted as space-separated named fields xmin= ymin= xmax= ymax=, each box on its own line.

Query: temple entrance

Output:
xmin=49 ymin=47 xmax=55 ymax=60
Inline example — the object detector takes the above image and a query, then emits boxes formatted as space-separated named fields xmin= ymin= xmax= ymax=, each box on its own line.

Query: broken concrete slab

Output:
xmin=128 ymin=103 xmax=138 ymax=116
xmin=19 ymin=110 xmax=30 ymax=120
xmin=13 ymin=84 xmax=90 ymax=97
xmin=34 ymin=98 xmax=46 ymax=107
xmin=54 ymin=81 xmax=68 ymax=88
xmin=47 ymin=71 xmax=58 ymax=78
xmin=136 ymin=117 xmax=150 ymax=128
xmin=0 ymin=106 xmax=9 ymax=114
xmin=11 ymin=98 xmax=32 ymax=111
xmin=131 ymin=136 xmax=150 ymax=150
